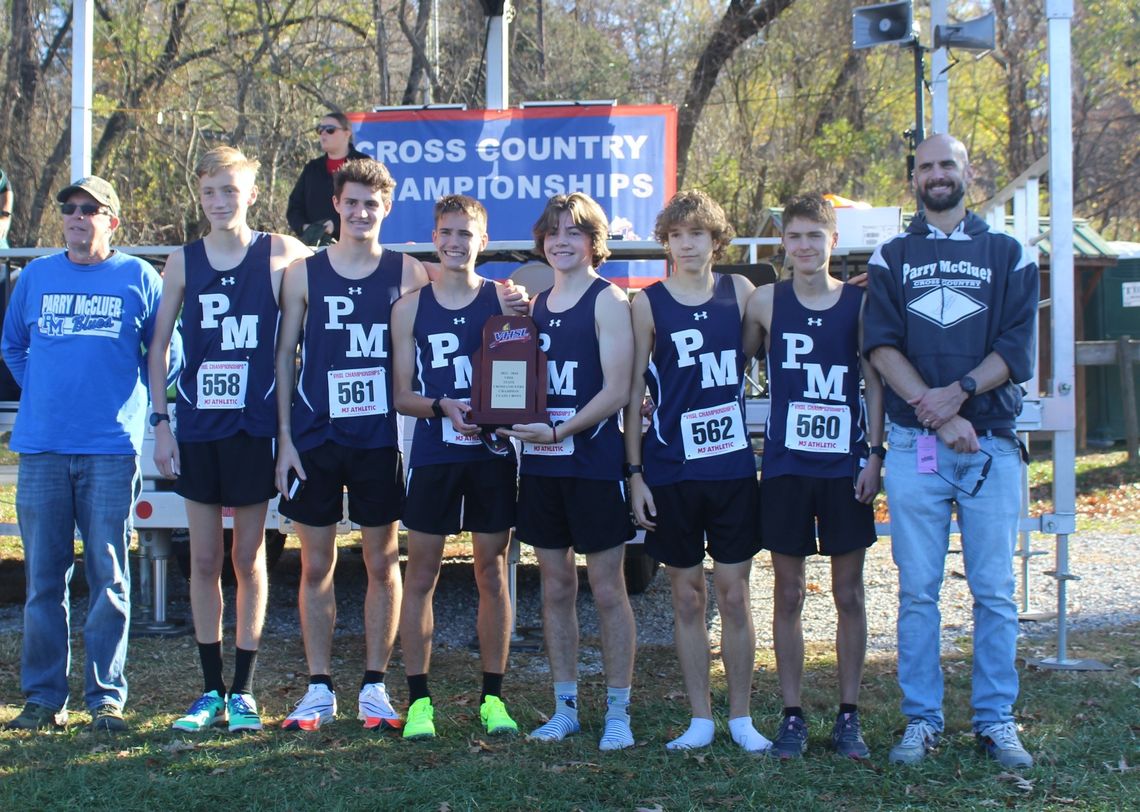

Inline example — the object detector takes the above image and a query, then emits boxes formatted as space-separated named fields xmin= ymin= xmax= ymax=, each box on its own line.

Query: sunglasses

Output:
xmin=315 ymin=125 xmax=343 ymax=135
xmin=60 ymin=203 xmax=110 ymax=216
xmin=933 ymin=448 xmax=993 ymax=497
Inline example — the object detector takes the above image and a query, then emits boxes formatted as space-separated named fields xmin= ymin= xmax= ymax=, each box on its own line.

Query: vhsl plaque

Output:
xmin=468 ymin=315 xmax=548 ymax=427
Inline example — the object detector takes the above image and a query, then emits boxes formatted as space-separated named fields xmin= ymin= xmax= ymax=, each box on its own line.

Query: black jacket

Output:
xmin=285 ymin=147 xmax=371 ymax=240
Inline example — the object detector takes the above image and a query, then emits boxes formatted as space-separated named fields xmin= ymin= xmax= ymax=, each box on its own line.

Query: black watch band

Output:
xmin=624 ymin=463 xmax=644 ymax=478
xmin=869 ymin=445 xmax=887 ymax=460
xmin=959 ymin=375 xmax=978 ymax=397
xmin=431 ymin=397 xmax=445 ymax=419
xmin=149 ymin=412 xmax=170 ymax=427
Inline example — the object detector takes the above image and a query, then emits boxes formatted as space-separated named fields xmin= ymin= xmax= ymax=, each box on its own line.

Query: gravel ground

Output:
xmin=2 ymin=529 xmax=1132 ymax=674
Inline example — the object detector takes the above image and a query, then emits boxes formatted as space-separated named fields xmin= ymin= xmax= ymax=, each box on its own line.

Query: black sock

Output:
xmin=361 ymin=670 xmax=385 ymax=690
xmin=230 ymin=647 xmax=258 ymax=696
xmin=839 ymin=703 xmax=858 ymax=716
xmin=783 ymin=706 xmax=804 ymax=720
xmin=310 ymin=674 xmax=334 ymax=691
xmin=198 ymin=641 xmax=226 ymax=696
xmin=481 ymin=672 xmax=504 ymax=703
xmin=407 ymin=674 xmax=430 ymax=704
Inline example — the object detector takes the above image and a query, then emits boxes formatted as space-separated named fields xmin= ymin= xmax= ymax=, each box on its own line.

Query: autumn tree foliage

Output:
xmin=0 ymin=0 xmax=1135 ymax=247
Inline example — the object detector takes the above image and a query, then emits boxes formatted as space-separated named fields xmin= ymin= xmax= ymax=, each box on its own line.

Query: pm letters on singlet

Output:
xmin=197 ymin=292 xmax=256 ymax=409
xmin=780 ymin=332 xmax=851 ymax=454
xmin=670 ymin=328 xmax=746 ymax=461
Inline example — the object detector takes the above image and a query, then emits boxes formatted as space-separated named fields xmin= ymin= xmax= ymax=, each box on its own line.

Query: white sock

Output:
xmin=728 ymin=716 xmax=773 ymax=753
xmin=666 ymin=717 xmax=715 ymax=750
xmin=554 ymin=681 xmax=579 ymax=721
xmin=528 ymin=681 xmax=580 ymax=742
xmin=605 ymin=686 xmax=631 ymax=721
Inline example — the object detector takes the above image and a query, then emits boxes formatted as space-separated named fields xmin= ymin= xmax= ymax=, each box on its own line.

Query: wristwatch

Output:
xmin=149 ymin=412 xmax=170 ymax=427
xmin=959 ymin=375 xmax=977 ymax=398
xmin=431 ymin=397 xmax=445 ymax=418
xmin=869 ymin=445 xmax=887 ymax=460
xmin=623 ymin=463 xmax=644 ymax=478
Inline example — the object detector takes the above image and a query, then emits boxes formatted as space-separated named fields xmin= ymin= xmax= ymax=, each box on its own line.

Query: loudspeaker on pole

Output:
xmin=852 ymin=0 xmax=915 ymax=49
xmin=934 ymin=12 xmax=996 ymax=52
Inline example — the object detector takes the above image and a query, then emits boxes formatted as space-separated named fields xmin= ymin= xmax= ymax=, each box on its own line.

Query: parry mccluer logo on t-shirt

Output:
xmin=37 ymin=293 xmax=124 ymax=338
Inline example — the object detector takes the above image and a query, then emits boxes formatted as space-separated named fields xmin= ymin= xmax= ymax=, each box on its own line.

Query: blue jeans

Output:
xmin=885 ymin=425 xmax=1023 ymax=731
xmin=17 ymin=453 xmax=140 ymax=711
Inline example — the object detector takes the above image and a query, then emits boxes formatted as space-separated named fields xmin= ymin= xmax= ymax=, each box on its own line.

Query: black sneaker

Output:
xmin=4 ymin=702 xmax=68 ymax=731
xmin=88 ymin=703 xmax=127 ymax=733
xmin=831 ymin=711 xmax=871 ymax=760
xmin=770 ymin=715 xmax=808 ymax=759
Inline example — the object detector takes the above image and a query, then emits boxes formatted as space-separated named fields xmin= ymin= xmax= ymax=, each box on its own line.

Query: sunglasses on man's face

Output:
xmin=315 ymin=125 xmax=342 ymax=135
xmin=60 ymin=203 xmax=110 ymax=216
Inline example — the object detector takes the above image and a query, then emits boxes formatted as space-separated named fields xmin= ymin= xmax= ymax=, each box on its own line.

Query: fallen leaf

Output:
xmin=161 ymin=739 xmax=197 ymax=754
xmin=1104 ymin=757 xmax=1136 ymax=773
xmin=996 ymin=771 xmax=1034 ymax=792
xmin=634 ymin=806 xmax=664 ymax=812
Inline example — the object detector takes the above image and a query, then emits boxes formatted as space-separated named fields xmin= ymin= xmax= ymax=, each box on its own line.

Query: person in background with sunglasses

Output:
xmin=864 ymin=134 xmax=1040 ymax=770
xmin=1 ymin=177 xmax=181 ymax=733
xmin=286 ymin=112 xmax=371 ymax=247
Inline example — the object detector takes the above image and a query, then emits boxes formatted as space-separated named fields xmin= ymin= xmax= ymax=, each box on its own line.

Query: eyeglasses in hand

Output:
xmin=934 ymin=448 xmax=993 ymax=498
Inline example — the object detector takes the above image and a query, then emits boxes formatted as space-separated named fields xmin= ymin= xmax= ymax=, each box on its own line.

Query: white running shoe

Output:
xmin=282 ymin=684 xmax=336 ymax=731
xmin=358 ymin=683 xmax=403 ymax=732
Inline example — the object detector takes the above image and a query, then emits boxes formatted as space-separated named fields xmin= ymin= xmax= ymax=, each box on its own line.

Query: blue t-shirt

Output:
xmin=1 ymin=250 xmax=165 ymax=455
xmin=290 ymin=249 xmax=404 ymax=452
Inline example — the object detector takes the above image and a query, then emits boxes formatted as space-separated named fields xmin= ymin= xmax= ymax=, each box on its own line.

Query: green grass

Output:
xmin=0 ymin=433 xmax=16 ymax=466
xmin=0 ymin=446 xmax=1137 ymax=808
xmin=0 ymin=629 xmax=1137 ymax=811
xmin=1027 ymin=449 xmax=1140 ymax=532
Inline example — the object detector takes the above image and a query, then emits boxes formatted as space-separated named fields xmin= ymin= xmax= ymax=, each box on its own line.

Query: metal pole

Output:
xmin=485 ymin=2 xmax=510 ymax=110
xmin=71 ymin=0 xmax=94 ymax=178
xmin=1030 ymin=0 xmax=1106 ymax=672
xmin=930 ymin=0 xmax=950 ymax=134
xmin=913 ymin=41 xmax=925 ymax=147
xmin=909 ymin=41 xmax=926 ymax=211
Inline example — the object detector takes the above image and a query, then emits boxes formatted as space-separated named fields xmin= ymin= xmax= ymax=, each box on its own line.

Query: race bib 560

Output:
xmin=785 ymin=401 xmax=850 ymax=454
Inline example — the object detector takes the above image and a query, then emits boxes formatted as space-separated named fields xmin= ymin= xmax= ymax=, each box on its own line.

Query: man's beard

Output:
xmin=919 ymin=179 xmax=966 ymax=212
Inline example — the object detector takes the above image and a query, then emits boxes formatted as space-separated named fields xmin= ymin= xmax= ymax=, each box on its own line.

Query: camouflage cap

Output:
xmin=57 ymin=176 xmax=121 ymax=217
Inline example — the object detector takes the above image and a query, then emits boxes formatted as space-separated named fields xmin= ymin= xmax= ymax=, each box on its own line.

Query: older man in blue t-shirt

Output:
xmin=1 ymin=176 xmax=178 ymax=733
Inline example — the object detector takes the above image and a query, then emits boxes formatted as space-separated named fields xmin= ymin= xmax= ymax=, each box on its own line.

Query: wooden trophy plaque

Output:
xmin=468 ymin=314 xmax=548 ymax=428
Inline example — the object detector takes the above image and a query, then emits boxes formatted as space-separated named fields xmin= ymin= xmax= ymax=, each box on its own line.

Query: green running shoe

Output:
xmin=480 ymin=695 xmax=518 ymax=736
xmin=172 ymin=691 xmax=227 ymax=732
xmin=403 ymin=697 xmax=436 ymax=740
xmin=227 ymin=692 xmax=263 ymax=732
